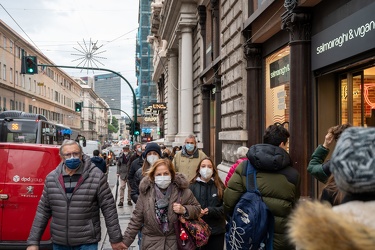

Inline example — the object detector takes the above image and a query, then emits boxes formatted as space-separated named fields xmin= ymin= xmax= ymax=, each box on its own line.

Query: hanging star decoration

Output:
xmin=71 ymin=38 xmax=107 ymax=74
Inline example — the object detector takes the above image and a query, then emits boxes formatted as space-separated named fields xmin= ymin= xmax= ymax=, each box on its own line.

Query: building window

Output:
xmin=15 ymin=70 xmax=18 ymax=85
xmin=3 ymin=97 xmax=6 ymax=111
xmin=265 ymin=46 xmax=290 ymax=126
xmin=2 ymin=64 xmax=6 ymax=80
xmin=21 ymin=74 xmax=25 ymax=88
xmin=340 ymin=66 xmax=375 ymax=127
xmin=16 ymin=46 xmax=20 ymax=58
xmin=10 ymin=68 xmax=13 ymax=83
xmin=9 ymin=40 xmax=13 ymax=53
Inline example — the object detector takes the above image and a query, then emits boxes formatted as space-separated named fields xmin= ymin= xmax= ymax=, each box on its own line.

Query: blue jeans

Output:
xmin=53 ymin=243 xmax=98 ymax=250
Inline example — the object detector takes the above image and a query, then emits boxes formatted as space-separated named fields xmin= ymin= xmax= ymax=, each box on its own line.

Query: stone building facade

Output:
xmin=149 ymin=0 xmax=375 ymax=197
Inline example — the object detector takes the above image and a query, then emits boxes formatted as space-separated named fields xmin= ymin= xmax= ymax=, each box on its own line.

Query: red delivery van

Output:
xmin=0 ymin=143 xmax=61 ymax=249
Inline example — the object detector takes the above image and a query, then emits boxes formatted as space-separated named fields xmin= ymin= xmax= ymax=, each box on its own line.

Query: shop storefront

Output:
xmin=312 ymin=1 xmax=375 ymax=195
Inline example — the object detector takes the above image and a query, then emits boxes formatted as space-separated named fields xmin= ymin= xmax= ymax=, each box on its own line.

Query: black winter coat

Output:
xmin=189 ymin=179 xmax=226 ymax=235
xmin=129 ymin=157 xmax=144 ymax=203
xmin=91 ymin=156 xmax=107 ymax=173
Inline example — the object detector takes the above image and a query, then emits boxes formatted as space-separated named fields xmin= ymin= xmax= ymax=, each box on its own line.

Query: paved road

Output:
xmin=99 ymin=165 xmax=138 ymax=250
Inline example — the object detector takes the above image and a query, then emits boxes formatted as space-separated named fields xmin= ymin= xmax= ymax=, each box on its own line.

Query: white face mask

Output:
xmin=155 ymin=175 xmax=171 ymax=189
xmin=147 ymin=155 xmax=159 ymax=165
xmin=200 ymin=167 xmax=213 ymax=180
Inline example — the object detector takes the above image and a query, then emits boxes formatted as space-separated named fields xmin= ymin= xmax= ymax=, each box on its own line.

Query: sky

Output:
xmin=0 ymin=0 xmax=139 ymax=116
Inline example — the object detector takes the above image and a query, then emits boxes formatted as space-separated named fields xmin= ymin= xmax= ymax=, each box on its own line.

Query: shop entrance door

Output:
xmin=340 ymin=66 xmax=375 ymax=127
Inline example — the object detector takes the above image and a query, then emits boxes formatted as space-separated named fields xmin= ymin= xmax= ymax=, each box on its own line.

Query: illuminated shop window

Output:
xmin=340 ymin=66 xmax=375 ymax=127
xmin=265 ymin=46 xmax=290 ymax=127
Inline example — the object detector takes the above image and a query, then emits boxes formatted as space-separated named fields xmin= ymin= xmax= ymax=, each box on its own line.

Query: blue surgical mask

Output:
xmin=65 ymin=157 xmax=82 ymax=170
xmin=185 ymin=144 xmax=195 ymax=152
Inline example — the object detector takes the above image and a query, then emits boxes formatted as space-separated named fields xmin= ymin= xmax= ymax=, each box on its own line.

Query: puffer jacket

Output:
xmin=129 ymin=157 xmax=144 ymax=203
xmin=91 ymin=156 xmax=107 ymax=173
xmin=27 ymin=154 xmax=123 ymax=246
xmin=131 ymin=167 xmax=143 ymax=203
xmin=189 ymin=179 xmax=226 ymax=235
xmin=123 ymin=173 xmax=201 ymax=250
xmin=224 ymin=157 xmax=247 ymax=187
xmin=288 ymin=200 xmax=375 ymax=250
xmin=224 ymin=144 xmax=300 ymax=250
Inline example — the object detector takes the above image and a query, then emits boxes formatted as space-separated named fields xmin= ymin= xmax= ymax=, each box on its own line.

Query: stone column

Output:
xmin=201 ymin=84 xmax=212 ymax=155
xmin=244 ymin=42 xmax=262 ymax=145
xmin=165 ymin=51 xmax=178 ymax=142
xmin=282 ymin=7 xmax=312 ymax=197
xmin=175 ymin=25 xmax=194 ymax=142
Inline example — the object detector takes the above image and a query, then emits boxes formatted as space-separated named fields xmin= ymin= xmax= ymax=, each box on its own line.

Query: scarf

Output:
xmin=155 ymin=184 xmax=172 ymax=233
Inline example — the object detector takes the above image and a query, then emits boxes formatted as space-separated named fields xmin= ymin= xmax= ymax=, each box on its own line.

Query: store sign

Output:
xmin=144 ymin=106 xmax=158 ymax=122
xmin=152 ymin=102 xmax=167 ymax=110
xmin=270 ymin=55 xmax=290 ymax=88
xmin=311 ymin=2 xmax=375 ymax=70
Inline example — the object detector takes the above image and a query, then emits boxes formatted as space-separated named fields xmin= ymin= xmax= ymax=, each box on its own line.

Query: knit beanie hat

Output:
xmin=330 ymin=127 xmax=375 ymax=194
xmin=143 ymin=142 xmax=162 ymax=157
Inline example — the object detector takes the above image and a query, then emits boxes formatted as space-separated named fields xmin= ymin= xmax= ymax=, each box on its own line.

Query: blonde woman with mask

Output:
xmin=123 ymin=158 xmax=201 ymax=249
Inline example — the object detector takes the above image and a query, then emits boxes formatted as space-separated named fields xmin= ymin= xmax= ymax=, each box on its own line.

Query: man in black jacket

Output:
xmin=128 ymin=143 xmax=146 ymax=203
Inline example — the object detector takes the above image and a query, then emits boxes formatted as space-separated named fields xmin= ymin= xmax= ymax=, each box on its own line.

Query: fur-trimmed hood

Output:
xmin=139 ymin=172 xmax=189 ymax=194
xmin=288 ymin=200 xmax=375 ymax=250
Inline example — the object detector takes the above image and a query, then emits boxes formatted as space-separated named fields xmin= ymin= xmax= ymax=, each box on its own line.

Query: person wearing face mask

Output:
xmin=189 ymin=157 xmax=226 ymax=250
xmin=117 ymin=145 xmax=133 ymax=207
xmin=123 ymin=159 xmax=201 ymax=249
xmin=27 ymin=140 xmax=125 ymax=250
xmin=173 ymin=134 xmax=207 ymax=181
xmin=131 ymin=142 xmax=162 ymax=203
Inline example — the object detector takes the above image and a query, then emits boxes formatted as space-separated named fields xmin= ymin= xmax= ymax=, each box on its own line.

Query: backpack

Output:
xmin=226 ymin=160 xmax=274 ymax=250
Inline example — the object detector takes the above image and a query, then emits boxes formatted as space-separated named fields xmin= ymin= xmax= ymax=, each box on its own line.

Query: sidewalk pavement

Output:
xmin=99 ymin=184 xmax=138 ymax=250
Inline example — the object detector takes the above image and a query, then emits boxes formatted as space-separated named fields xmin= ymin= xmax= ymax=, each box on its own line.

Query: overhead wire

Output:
xmin=0 ymin=3 xmax=137 ymax=105
xmin=0 ymin=4 xmax=43 ymax=53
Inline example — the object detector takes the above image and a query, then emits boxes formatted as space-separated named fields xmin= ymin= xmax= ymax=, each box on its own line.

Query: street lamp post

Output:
xmin=39 ymin=64 xmax=137 ymax=125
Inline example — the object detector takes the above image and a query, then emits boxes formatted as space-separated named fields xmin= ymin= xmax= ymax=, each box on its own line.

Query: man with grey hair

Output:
xmin=27 ymin=140 xmax=125 ymax=250
xmin=173 ymin=134 xmax=207 ymax=181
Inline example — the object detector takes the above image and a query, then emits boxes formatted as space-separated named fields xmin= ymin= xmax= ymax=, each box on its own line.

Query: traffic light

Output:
xmin=21 ymin=56 xmax=38 ymax=75
xmin=126 ymin=121 xmax=134 ymax=134
xmin=74 ymin=102 xmax=83 ymax=112
xmin=126 ymin=121 xmax=132 ymax=130
xmin=134 ymin=121 xmax=140 ymax=136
